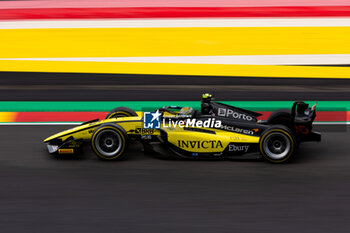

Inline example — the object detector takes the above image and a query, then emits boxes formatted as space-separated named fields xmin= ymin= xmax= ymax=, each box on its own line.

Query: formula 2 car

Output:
xmin=44 ymin=94 xmax=321 ymax=163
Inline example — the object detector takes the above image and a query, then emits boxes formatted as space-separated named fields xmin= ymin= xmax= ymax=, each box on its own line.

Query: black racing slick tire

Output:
xmin=105 ymin=107 xmax=138 ymax=119
xmin=259 ymin=125 xmax=296 ymax=163
xmin=91 ymin=124 xmax=128 ymax=160
xmin=267 ymin=109 xmax=292 ymax=127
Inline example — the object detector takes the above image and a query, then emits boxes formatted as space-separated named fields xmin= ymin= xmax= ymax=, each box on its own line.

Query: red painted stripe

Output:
xmin=15 ymin=112 xmax=108 ymax=122
xmin=2 ymin=6 xmax=350 ymax=20
xmin=13 ymin=111 xmax=348 ymax=122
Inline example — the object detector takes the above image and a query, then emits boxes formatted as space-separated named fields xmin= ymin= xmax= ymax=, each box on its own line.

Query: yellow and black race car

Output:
xmin=44 ymin=94 xmax=321 ymax=163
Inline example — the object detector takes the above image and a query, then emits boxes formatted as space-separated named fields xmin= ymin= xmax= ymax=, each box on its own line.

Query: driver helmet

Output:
xmin=179 ymin=107 xmax=194 ymax=116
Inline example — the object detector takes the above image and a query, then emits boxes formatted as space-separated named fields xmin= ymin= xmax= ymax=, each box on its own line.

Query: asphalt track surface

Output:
xmin=2 ymin=72 xmax=350 ymax=100
xmin=1 ymin=125 xmax=350 ymax=233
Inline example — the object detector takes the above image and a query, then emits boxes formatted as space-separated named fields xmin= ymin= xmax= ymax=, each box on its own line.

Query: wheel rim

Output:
xmin=263 ymin=132 xmax=291 ymax=160
xmin=95 ymin=129 xmax=123 ymax=157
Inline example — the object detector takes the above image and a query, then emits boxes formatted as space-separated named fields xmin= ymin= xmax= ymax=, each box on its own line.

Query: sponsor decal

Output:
xmin=58 ymin=149 xmax=74 ymax=154
xmin=143 ymin=110 xmax=222 ymax=129
xmin=220 ymin=125 xmax=257 ymax=135
xmin=228 ymin=144 xmax=249 ymax=153
xmin=163 ymin=118 xmax=221 ymax=128
xmin=144 ymin=110 xmax=161 ymax=129
xmin=178 ymin=140 xmax=223 ymax=149
xmin=217 ymin=108 xmax=254 ymax=121
xmin=135 ymin=128 xmax=155 ymax=135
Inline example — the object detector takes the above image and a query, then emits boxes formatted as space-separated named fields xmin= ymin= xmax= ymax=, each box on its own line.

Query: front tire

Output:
xmin=259 ymin=125 xmax=296 ymax=163
xmin=91 ymin=124 xmax=128 ymax=160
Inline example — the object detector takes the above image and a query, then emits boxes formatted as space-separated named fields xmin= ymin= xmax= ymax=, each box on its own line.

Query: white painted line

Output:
xmin=314 ymin=122 xmax=350 ymax=125
xmin=3 ymin=54 xmax=350 ymax=65
xmin=2 ymin=18 xmax=350 ymax=29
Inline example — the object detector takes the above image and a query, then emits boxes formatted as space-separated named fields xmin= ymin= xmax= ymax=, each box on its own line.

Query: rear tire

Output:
xmin=259 ymin=125 xmax=296 ymax=163
xmin=105 ymin=107 xmax=138 ymax=119
xmin=91 ymin=124 xmax=128 ymax=160
xmin=267 ymin=109 xmax=292 ymax=127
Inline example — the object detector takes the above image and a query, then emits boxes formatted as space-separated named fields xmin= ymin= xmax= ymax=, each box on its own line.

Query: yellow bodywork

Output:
xmin=44 ymin=116 xmax=150 ymax=143
xmin=164 ymin=127 xmax=259 ymax=153
xmin=44 ymin=115 xmax=260 ymax=154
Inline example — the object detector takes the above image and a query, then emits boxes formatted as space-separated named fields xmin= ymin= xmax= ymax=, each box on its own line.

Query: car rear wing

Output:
xmin=291 ymin=101 xmax=320 ymax=142
xmin=291 ymin=102 xmax=316 ymax=122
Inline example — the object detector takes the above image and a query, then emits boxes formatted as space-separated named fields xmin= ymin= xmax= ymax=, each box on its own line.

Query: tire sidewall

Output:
xmin=91 ymin=124 xmax=128 ymax=160
xmin=259 ymin=125 xmax=296 ymax=163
